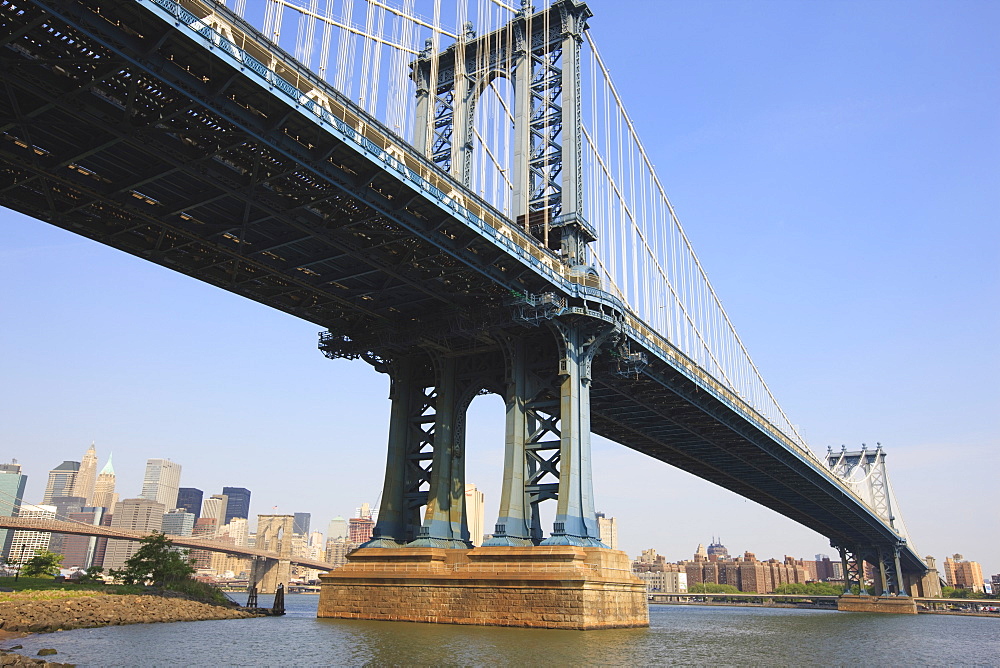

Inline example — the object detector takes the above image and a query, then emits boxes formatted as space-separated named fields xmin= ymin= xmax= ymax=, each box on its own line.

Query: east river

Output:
xmin=10 ymin=594 xmax=999 ymax=665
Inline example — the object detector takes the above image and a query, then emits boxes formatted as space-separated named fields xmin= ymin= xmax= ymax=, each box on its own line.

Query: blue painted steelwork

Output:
xmin=0 ymin=0 xmax=927 ymax=577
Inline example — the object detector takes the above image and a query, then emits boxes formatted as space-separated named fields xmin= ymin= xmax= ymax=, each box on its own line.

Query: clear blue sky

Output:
xmin=1 ymin=0 xmax=997 ymax=575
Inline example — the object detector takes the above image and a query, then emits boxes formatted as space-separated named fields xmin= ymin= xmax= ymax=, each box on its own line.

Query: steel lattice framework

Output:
xmin=0 ymin=0 xmax=926 ymax=584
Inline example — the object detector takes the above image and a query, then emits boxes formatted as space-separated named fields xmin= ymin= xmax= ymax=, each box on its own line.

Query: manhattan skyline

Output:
xmin=0 ymin=0 xmax=996 ymax=575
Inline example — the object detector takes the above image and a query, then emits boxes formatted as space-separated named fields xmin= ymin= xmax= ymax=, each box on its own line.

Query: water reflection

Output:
xmin=9 ymin=595 xmax=998 ymax=666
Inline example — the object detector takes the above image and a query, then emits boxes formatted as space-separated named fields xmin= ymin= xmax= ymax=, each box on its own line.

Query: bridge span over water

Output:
xmin=0 ymin=0 xmax=927 ymax=608
xmin=0 ymin=515 xmax=334 ymax=572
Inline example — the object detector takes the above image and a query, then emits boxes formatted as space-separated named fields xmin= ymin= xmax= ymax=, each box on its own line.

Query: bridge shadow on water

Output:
xmin=7 ymin=595 xmax=997 ymax=666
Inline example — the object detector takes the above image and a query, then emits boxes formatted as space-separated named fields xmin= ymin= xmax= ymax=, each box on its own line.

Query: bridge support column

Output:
xmin=893 ymin=546 xmax=908 ymax=597
xmin=409 ymin=356 xmax=473 ymax=549
xmin=486 ymin=321 xmax=614 ymax=547
xmin=367 ymin=357 xmax=434 ymax=547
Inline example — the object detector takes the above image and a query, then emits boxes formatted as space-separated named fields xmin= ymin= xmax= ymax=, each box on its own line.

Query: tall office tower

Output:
xmin=139 ymin=459 xmax=181 ymax=509
xmin=327 ymin=516 xmax=348 ymax=541
xmin=9 ymin=504 xmax=57 ymax=564
xmin=0 ymin=462 xmax=27 ymax=560
xmin=60 ymin=507 xmax=106 ymax=569
xmin=161 ymin=508 xmax=196 ymax=536
xmin=348 ymin=515 xmax=374 ymax=544
xmin=293 ymin=512 xmax=311 ymax=536
xmin=202 ymin=494 xmax=228 ymax=527
xmin=464 ymin=484 xmax=485 ymax=546
xmin=596 ymin=511 xmax=618 ymax=550
xmin=47 ymin=496 xmax=87 ymax=555
xmin=72 ymin=443 xmax=98 ymax=505
xmin=309 ymin=530 xmax=324 ymax=549
xmin=92 ymin=455 xmax=118 ymax=510
xmin=221 ymin=487 xmax=251 ymax=524
xmin=355 ymin=502 xmax=372 ymax=519
xmin=42 ymin=461 xmax=80 ymax=504
xmin=176 ymin=488 xmax=203 ymax=518
xmin=103 ymin=498 xmax=165 ymax=570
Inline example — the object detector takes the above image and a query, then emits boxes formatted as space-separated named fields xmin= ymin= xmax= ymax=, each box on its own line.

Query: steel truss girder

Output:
xmin=411 ymin=0 xmax=593 ymax=262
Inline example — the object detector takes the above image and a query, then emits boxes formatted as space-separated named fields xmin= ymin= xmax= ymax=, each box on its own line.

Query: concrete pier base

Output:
xmin=317 ymin=546 xmax=649 ymax=629
xmin=837 ymin=594 xmax=918 ymax=614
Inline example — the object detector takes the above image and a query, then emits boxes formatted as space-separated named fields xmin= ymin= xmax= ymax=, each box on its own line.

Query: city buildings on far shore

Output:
xmin=943 ymin=554 xmax=985 ymax=593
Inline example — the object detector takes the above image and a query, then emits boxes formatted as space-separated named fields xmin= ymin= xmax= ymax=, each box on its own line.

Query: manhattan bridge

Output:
xmin=0 ymin=0 xmax=929 ymax=604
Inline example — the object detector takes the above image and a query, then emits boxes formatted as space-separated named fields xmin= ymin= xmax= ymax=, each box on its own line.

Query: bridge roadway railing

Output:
xmin=140 ymin=0 xmax=571 ymax=291
xmin=0 ymin=515 xmax=333 ymax=571
xmin=56 ymin=0 xmax=909 ymax=560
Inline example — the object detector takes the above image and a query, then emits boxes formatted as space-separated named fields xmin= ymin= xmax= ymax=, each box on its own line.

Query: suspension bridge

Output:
xmin=0 ymin=0 xmax=930 ymax=626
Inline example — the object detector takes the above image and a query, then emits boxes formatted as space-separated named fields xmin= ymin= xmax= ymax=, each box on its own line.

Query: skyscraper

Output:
xmin=221 ymin=487 xmax=251 ymax=524
xmin=0 ymin=462 xmax=27 ymax=560
xmin=202 ymin=495 xmax=228 ymax=527
xmin=176 ymin=488 xmax=203 ymax=518
xmin=103 ymin=498 xmax=165 ymax=570
xmin=42 ymin=461 xmax=80 ymax=504
xmin=327 ymin=516 xmax=348 ymax=540
xmin=139 ymin=459 xmax=181 ymax=509
xmin=293 ymin=512 xmax=311 ymax=536
xmin=47 ymin=496 xmax=86 ymax=555
xmin=464 ymin=484 xmax=485 ymax=546
xmin=60 ymin=507 xmax=106 ymax=569
xmin=72 ymin=443 xmax=98 ymax=505
xmin=92 ymin=454 xmax=118 ymax=510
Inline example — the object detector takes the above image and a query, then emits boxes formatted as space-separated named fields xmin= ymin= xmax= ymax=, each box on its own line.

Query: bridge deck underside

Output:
xmin=0 ymin=0 xmax=923 ymax=574
xmin=591 ymin=358 xmax=925 ymax=574
xmin=0 ymin=0 xmax=557 ymax=349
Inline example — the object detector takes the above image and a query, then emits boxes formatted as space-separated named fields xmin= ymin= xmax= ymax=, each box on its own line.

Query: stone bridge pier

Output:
xmin=252 ymin=515 xmax=295 ymax=594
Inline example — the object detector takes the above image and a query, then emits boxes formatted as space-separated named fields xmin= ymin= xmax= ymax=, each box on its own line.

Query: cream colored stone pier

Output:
xmin=317 ymin=546 xmax=649 ymax=629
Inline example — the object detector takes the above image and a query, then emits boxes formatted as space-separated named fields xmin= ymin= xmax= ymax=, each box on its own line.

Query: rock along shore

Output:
xmin=0 ymin=593 xmax=262 ymax=666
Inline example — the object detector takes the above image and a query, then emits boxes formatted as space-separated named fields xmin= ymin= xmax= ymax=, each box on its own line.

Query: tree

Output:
xmin=774 ymin=582 xmax=843 ymax=596
xmin=108 ymin=533 xmax=195 ymax=586
xmin=688 ymin=583 xmax=740 ymax=594
xmin=21 ymin=549 xmax=63 ymax=577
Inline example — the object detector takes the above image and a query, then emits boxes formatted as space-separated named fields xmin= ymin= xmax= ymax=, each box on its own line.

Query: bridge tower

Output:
xmin=251 ymin=514 xmax=295 ymax=594
xmin=318 ymin=0 xmax=647 ymax=628
xmin=348 ymin=0 xmax=610 ymax=552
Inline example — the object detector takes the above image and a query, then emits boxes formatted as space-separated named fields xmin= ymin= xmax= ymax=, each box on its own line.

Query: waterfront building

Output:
xmin=293 ymin=512 xmax=311 ymax=536
xmin=9 ymin=504 xmax=57 ymax=564
xmin=943 ymin=554 xmax=985 ymax=592
xmin=176 ymin=488 xmax=203 ymax=518
xmin=325 ymin=538 xmax=357 ymax=569
xmin=92 ymin=455 xmax=118 ymax=510
xmin=103 ymin=498 xmax=165 ymax=571
xmin=464 ymin=484 xmax=485 ymax=546
xmin=72 ymin=443 xmax=99 ymax=506
xmin=42 ymin=461 xmax=80 ymax=504
xmin=162 ymin=508 xmax=196 ymax=536
xmin=60 ymin=507 xmax=106 ymax=569
xmin=327 ymin=516 xmax=348 ymax=541
xmin=202 ymin=494 xmax=228 ymax=527
xmin=348 ymin=516 xmax=374 ymax=544
xmin=636 ymin=570 xmax=688 ymax=594
xmin=596 ymin=511 xmax=618 ymax=550
xmin=139 ymin=459 xmax=181 ymax=510
xmin=0 ymin=461 xmax=27 ymax=560
xmin=221 ymin=487 xmax=251 ymax=524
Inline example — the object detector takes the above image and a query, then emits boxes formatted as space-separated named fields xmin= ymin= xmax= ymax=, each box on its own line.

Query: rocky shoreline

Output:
xmin=0 ymin=593 xmax=262 ymax=666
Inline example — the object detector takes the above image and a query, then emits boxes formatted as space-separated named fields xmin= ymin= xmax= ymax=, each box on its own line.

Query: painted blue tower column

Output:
xmin=541 ymin=321 xmax=615 ymax=547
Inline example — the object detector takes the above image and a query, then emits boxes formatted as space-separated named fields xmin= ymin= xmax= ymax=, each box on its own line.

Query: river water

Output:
xmin=9 ymin=595 xmax=998 ymax=666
